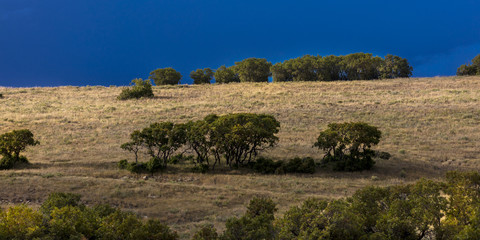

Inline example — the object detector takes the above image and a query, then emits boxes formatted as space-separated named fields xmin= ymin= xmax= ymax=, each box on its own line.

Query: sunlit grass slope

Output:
xmin=1 ymin=76 xmax=479 ymax=238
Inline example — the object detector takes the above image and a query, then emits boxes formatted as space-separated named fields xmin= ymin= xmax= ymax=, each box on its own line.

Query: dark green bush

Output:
xmin=250 ymin=157 xmax=282 ymax=174
xmin=376 ymin=151 xmax=391 ymax=160
xmin=0 ymin=155 xmax=14 ymax=170
xmin=118 ymin=159 xmax=148 ymax=174
xmin=146 ymin=157 xmax=164 ymax=173
xmin=0 ymin=93 xmax=3 ymax=98
xmin=191 ymin=224 xmax=219 ymax=240
xmin=126 ymin=162 xmax=147 ymax=174
xmin=169 ymin=153 xmax=194 ymax=164
xmin=250 ymin=157 xmax=316 ymax=174
xmin=118 ymin=159 xmax=129 ymax=169
xmin=41 ymin=192 xmax=83 ymax=216
xmin=191 ymin=164 xmax=209 ymax=174
xmin=117 ymin=78 xmax=154 ymax=100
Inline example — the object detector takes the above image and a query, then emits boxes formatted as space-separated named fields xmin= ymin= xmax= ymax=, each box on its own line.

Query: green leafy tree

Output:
xmin=457 ymin=54 xmax=480 ymax=76
xmin=184 ymin=120 xmax=212 ymax=165
xmin=214 ymin=65 xmax=240 ymax=83
xmin=271 ymin=62 xmax=293 ymax=82
xmin=276 ymin=198 xmax=329 ymax=239
xmin=117 ymin=78 xmax=154 ymax=100
xmin=314 ymin=122 xmax=382 ymax=171
xmin=210 ymin=113 xmax=280 ymax=167
xmin=379 ymin=54 xmax=413 ymax=79
xmin=149 ymin=67 xmax=182 ymax=85
xmin=223 ymin=197 xmax=277 ymax=240
xmin=0 ymin=129 xmax=39 ymax=169
xmin=140 ymin=122 xmax=186 ymax=168
xmin=190 ymin=68 xmax=214 ymax=84
xmin=233 ymin=58 xmax=272 ymax=82
xmin=457 ymin=64 xmax=478 ymax=76
xmin=121 ymin=130 xmax=143 ymax=163
xmin=341 ymin=53 xmax=383 ymax=80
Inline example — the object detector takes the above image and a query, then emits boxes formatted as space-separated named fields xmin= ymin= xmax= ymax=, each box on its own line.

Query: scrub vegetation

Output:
xmin=0 ymin=75 xmax=480 ymax=238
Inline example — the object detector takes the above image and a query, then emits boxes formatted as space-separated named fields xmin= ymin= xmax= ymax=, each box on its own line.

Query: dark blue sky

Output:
xmin=1 ymin=0 xmax=479 ymax=87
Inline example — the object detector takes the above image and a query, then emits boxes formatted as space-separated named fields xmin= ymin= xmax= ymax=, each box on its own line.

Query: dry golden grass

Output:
xmin=1 ymin=76 xmax=480 ymax=238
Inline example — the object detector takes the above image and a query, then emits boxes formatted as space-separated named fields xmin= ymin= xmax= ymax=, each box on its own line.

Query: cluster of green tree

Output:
xmin=314 ymin=122 xmax=386 ymax=171
xmin=120 ymin=113 xmax=281 ymax=173
xmin=272 ymin=53 xmax=412 ymax=82
xmin=143 ymin=53 xmax=411 ymax=86
xmin=457 ymin=54 xmax=480 ymax=76
xmin=117 ymin=78 xmax=154 ymax=100
xmin=191 ymin=171 xmax=480 ymax=240
xmin=0 ymin=129 xmax=39 ymax=169
xmin=249 ymin=157 xmax=316 ymax=174
xmin=121 ymin=116 xmax=385 ymax=173
xmin=0 ymin=192 xmax=178 ymax=240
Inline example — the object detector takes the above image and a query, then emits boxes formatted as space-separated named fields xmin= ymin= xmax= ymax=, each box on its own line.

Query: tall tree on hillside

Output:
xmin=190 ymin=68 xmax=214 ymax=84
xmin=233 ymin=58 xmax=272 ymax=82
xmin=379 ymin=54 xmax=413 ymax=79
xmin=214 ymin=65 xmax=240 ymax=83
xmin=457 ymin=54 xmax=480 ymax=76
xmin=149 ymin=67 xmax=182 ymax=85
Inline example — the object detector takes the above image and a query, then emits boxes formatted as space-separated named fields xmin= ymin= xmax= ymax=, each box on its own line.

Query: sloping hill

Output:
xmin=1 ymin=76 xmax=479 ymax=236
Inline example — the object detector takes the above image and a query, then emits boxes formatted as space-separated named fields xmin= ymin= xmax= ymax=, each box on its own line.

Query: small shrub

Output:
xmin=126 ymin=162 xmax=147 ymax=174
xmin=282 ymin=157 xmax=316 ymax=174
xmin=118 ymin=159 xmax=129 ymax=169
xmin=192 ymin=224 xmax=218 ymax=240
xmin=117 ymin=78 xmax=154 ymax=100
xmin=0 ymin=93 xmax=3 ymax=98
xmin=296 ymin=157 xmax=316 ymax=174
xmin=376 ymin=151 xmax=391 ymax=160
xmin=251 ymin=157 xmax=282 ymax=174
xmin=250 ymin=157 xmax=316 ymax=174
xmin=146 ymin=157 xmax=164 ymax=174
xmin=0 ymin=155 xmax=14 ymax=170
xmin=191 ymin=164 xmax=209 ymax=174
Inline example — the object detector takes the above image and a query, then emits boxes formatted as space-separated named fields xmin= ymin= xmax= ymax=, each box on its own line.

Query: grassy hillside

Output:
xmin=1 ymin=76 xmax=480 ymax=238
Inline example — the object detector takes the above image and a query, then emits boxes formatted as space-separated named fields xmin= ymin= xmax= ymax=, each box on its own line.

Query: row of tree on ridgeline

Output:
xmin=147 ymin=53 xmax=414 ymax=85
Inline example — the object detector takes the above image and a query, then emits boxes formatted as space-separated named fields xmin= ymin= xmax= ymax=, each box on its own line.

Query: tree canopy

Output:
xmin=149 ymin=67 xmax=182 ymax=85
xmin=233 ymin=58 xmax=272 ymax=82
xmin=457 ymin=54 xmax=480 ymax=76
xmin=190 ymin=68 xmax=214 ymax=84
